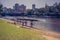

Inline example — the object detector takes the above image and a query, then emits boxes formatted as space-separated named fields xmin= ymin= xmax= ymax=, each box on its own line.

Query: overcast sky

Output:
xmin=0 ymin=0 xmax=60 ymax=9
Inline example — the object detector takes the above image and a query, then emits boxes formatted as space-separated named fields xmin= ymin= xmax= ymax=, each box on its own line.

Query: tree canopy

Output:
xmin=0 ymin=4 xmax=3 ymax=13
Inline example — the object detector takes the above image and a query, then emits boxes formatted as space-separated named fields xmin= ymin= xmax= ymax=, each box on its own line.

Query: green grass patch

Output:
xmin=0 ymin=19 xmax=46 ymax=40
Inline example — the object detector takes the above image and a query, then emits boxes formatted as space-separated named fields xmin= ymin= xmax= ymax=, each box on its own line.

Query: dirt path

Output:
xmin=33 ymin=29 xmax=60 ymax=40
xmin=43 ymin=35 xmax=60 ymax=40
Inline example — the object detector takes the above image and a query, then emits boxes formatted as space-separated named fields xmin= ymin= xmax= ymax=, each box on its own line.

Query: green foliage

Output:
xmin=0 ymin=19 xmax=46 ymax=40
xmin=0 ymin=4 xmax=3 ymax=13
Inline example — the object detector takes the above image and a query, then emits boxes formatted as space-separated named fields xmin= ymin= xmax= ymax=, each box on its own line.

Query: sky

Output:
xmin=0 ymin=0 xmax=60 ymax=9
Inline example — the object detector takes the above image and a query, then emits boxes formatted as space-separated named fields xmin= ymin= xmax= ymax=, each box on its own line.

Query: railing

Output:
xmin=15 ymin=18 xmax=38 ymax=28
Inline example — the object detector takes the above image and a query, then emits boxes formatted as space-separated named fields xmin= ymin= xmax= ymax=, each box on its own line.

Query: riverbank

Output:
xmin=1 ymin=16 xmax=60 ymax=33
xmin=0 ymin=18 xmax=60 ymax=40
xmin=0 ymin=18 xmax=46 ymax=40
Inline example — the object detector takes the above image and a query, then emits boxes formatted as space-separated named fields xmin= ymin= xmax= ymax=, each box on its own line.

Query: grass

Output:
xmin=0 ymin=19 xmax=46 ymax=40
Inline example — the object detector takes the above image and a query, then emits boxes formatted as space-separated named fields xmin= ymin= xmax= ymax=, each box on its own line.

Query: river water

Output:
xmin=3 ymin=16 xmax=60 ymax=33
xmin=33 ymin=18 xmax=60 ymax=33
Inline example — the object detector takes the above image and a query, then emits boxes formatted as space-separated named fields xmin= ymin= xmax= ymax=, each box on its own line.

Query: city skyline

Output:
xmin=1 ymin=0 xmax=60 ymax=9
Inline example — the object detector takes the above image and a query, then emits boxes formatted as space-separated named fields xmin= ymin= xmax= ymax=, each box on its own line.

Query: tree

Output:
xmin=0 ymin=4 xmax=3 ymax=13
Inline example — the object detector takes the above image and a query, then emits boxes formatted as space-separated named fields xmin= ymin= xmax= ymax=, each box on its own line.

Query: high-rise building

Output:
xmin=13 ymin=3 xmax=26 ymax=13
xmin=13 ymin=3 xmax=20 ymax=11
xmin=32 ymin=4 xmax=36 ymax=10
xmin=45 ymin=3 xmax=49 ymax=9
xmin=19 ymin=4 xmax=26 ymax=13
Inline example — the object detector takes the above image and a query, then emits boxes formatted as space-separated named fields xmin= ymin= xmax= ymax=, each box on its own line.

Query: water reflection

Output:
xmin=33 ymin=18 xmax=60 ymax=33
xmin=3 ymin=17 xmax=60 ymax=33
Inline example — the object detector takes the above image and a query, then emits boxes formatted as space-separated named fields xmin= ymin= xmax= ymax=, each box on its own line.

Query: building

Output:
xmin=13 ymin=3 xmax=20 ymax=11
xmin=45 ymin=3 xmax=49 ymax=9
xmin=19 ymin=4 xmax=26 ymax=13
xmin=13 ymin=3 xmax=20 ymax=13
xmin=13 ymin=3 xmax=26 ymax=13
xmin=32 ymin=4 xmax=36 ymax=10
